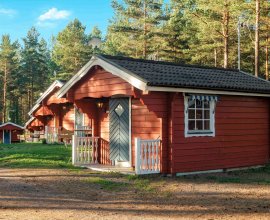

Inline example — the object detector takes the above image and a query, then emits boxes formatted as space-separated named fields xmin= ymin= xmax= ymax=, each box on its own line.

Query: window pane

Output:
xmin=196 ymin=100 xmax=203 ymax=108
xmin=204 ymin=120 xmax=210 ymax=130
xmin=203 ymin=101 xmax=210 ymax=109
xmin=188 ymin=99 xmax=195 ymax=108
xmin=204 ymin=110 xmax=210 ymax=119
xmin=196 ymin=110 xmax=203 ymax=119
xmin=188 ymin=109 xmax=195 ymax=119
xmin=196 ymin=120 xmax=203 ymax=130
xmin=188 ymin=120 xmax=195 ymax=130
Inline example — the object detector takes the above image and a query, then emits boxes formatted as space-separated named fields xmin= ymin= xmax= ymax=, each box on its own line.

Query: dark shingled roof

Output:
xmin=98 ymin=54 xmax=270 ymax=94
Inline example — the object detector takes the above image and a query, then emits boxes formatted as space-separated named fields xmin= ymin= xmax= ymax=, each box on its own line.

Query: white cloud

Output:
xmin=0 ymin=8 xmax=16 ymax=16
xmin=38 ymin=8 xmax=71 ymax=21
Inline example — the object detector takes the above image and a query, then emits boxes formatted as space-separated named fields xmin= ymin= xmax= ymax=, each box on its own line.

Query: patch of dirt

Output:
xmin=0 ymin=169 xmax=269 ymax=219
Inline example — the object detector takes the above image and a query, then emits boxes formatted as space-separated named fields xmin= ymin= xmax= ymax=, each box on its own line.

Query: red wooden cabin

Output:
xmin=0 ymin=122 xmax=24 ymax=144
xmin=57 ymin=55 xmax=270 ymax=175
xmin=27 ymin=80 xmax=75 ymax=143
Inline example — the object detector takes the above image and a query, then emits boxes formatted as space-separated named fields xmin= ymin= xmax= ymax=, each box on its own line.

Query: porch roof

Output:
xmin=24 ymin=117 xmax=43 ymax=129
xmin=58 ymin=55 xmax=270 ymax=98
xmin=34 ymin=106 xmax=53 ymax=117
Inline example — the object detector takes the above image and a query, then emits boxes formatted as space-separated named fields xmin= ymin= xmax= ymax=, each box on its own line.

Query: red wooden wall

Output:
xmin=131 ymin=91 xmax=169 ymax=172
xmin=171 ymin=93 xmax=270 ymax=173
xmin=61 ymin=105 xmax=74 ymax=131
xmin=0 ymin=130 xmax=23 ymax=142
xmin=71 ymin=67 xmax=134 ymax=100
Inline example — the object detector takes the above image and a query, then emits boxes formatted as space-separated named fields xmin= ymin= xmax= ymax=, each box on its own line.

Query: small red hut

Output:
xmin=0 ymin=122 xmax=24 ymax=144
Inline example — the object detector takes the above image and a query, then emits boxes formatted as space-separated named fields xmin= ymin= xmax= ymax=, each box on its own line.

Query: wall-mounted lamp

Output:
xmin=96 ymin=100 xmax=104 ymax=109
xmin=96 ymin=98 xmax=108 ymax=112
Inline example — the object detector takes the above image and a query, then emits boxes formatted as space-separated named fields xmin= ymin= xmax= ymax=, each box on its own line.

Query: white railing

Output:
xmin=72 ymin=136 xmax=99 ymax=165
xmin=135 ymin=138 xmax=161 ymax=175
xmin=45 ymin=126 xmax=61 ymax=144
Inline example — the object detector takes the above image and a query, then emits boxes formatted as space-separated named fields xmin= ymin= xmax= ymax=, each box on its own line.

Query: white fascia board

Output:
xmin=146 ymin=86 xmax=270 ymax=97
xmin=57 ymin=56 xmax=148 ymax=98
xmin=28 ymin=80 xmax=64 ymax=116
xmin=0 ymin=122 xmax=24 ymax=130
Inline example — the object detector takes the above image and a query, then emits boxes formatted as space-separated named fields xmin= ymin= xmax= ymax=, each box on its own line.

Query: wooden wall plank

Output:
xmin=172 ymin=93 xmax=270 ymax=173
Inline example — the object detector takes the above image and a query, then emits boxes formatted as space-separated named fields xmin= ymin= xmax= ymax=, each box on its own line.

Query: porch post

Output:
xmin=72 ymin=135 xmax=76 ymax=165
xmin=45 ymin=126 xmax=48 ymax=141
xmin=135 ymin=137 xmax=141 ymax=174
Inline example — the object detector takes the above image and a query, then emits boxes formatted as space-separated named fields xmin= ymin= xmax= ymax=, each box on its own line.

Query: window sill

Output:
xmin=185 ymin=131 xmax=214 ymax=137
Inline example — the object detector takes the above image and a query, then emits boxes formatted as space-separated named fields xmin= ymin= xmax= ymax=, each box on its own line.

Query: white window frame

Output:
xmin=184 ymin=96 xmax=215 ymax=137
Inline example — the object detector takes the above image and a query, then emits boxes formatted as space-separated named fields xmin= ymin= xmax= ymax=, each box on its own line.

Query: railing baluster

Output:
xmin=135 ymin=138 xmax=161 ymax=175
xmin=148 ymin=142 xmax=151 ymax=171
xmin=72 ymin=135 xmax=99 ymax=165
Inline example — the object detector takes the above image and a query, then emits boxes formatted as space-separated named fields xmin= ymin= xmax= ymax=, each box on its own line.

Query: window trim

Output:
xmin=184 ymin=96 xmax=216 ymax=137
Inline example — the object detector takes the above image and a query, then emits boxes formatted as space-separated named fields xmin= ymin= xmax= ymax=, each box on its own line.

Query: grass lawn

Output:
xmin=0 ymin=143 xmax=74 ymax=169
xmin=0 ymin=142 xmax=270 ymax=186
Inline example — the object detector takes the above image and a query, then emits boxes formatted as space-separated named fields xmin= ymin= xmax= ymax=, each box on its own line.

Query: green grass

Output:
xmin=84 ymin=176 xmax=128 ymax=191
xmin=184 ymin=164 xmax=270 ymax=185
xmin=0 ymin=143 xmax=75 ymax=169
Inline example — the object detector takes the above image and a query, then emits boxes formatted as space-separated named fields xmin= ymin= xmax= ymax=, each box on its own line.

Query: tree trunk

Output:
xmin=255 ymin=0 xmax=260 ymax=77
xmin=3 ymin=62 xmax=7 ymax=123
xmin=266 ymin=46 xmax=269 ymax=80
xmin=27 ymin=88 xmax=31 ymax=112
xmin=143 ymin=0 xmax=147 ymax=59
xmin=214 ymin=48 xmax=217 ymax=67
xmin=223 ymin=0 xmax=229 ymax=68
xmin=31 ymin=67 xmax=34 ymax=108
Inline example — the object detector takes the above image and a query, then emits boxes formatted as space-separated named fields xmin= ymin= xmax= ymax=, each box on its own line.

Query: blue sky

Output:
xmin=0 ymin=0 xmax=114 ymax=43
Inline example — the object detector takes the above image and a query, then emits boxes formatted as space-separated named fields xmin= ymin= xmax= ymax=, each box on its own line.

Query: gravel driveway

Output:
xmin=0 ymin=168 xmax=270 ymax=220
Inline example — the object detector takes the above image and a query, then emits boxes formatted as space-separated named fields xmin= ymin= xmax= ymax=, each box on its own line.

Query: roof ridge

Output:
xmin=99 ymin=54 xmax=240 ymax=72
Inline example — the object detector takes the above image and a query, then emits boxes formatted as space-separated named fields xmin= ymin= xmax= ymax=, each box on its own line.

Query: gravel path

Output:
xmin=0 ymin=169 xmax=269 ymax=220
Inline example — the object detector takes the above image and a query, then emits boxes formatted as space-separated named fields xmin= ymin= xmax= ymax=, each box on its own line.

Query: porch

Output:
xmin=45 ymin=125 xmax=91 ymax=144
xmin=72 ymin=135 xmax=161 ymax=175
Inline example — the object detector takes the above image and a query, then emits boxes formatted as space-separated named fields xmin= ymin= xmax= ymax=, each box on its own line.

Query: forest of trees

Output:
xmin=0 ymin=0 xmax=269 ymax=125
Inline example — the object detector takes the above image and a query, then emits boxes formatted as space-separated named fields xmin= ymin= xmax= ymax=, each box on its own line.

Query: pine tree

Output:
xmin=107 ymin=0 xmax=166 ymax=58
xmin=161 ymin=0 xmax=194 ymax=62
xmin=20 ymin=27 xmax=51 ymax=112
xmin=0 ymin=35 xmax=20 ymax=122
xmin=185 ymin=0 xmax=243 ymax=68
xmin=52 ymin=19 xmax=93 ymax=80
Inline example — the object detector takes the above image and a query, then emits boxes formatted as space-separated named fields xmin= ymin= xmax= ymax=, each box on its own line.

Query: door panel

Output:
xmin=4 ymin=130 xmax=10 ymax=144
xmin=109 ymin=98 xmax=130 ymax=162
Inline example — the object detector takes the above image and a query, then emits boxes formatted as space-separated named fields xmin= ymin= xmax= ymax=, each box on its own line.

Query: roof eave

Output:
xmin=146 ymin=86 xmax=270 ymax=97
xmin=0 ymin=122 xmax=24 ymax=130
